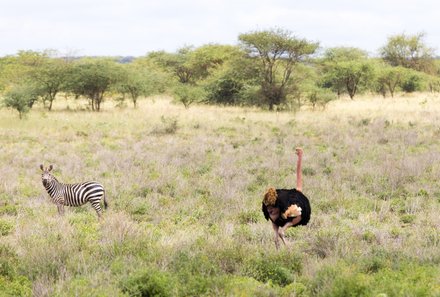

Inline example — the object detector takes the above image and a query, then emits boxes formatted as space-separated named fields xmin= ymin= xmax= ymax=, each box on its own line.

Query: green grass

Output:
xmin=1 ymin=95 xmax=440 ymax=296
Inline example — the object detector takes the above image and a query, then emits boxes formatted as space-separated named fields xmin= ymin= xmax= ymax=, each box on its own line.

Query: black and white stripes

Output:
xmin=40 ymin=164 xmax=108 ymax=218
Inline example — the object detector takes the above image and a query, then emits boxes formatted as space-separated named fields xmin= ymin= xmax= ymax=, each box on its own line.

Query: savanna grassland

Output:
xmin=1 ymin=94 xmax=440 ymax=297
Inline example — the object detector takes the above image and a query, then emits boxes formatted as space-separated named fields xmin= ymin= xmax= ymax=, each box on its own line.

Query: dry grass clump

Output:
xmin=1 ymin=94 xmax=440 ymax=295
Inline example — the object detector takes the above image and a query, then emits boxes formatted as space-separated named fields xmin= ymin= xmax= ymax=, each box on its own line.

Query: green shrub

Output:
xmin=168 ymin=250 xmax=224 ymax=295
xmin=221 ymin=276 xmax=279 ymax=297
xmin=400 ymin=72 xmax=424 ymax=93
xmin=311 ymin=257 xmax=439 ymax=297
xmin=56 ymin=276 xmax=123 ymax=297
xmin=172 ymin=84 xmax=206 ymax=108
xmin=0 ymin=244 xmax=32 ymax=297
xmin=128 ymin=199 xmax=151 ymax=221
xmin=0 ymin=244 xmax=18 ymax=279
xmin=171 ymin=251 xmax=219 ymax=277
xmin=372 ymin=264 xmax=440 ymax=297
xmin=179 ymin=275 xmax=214 ymax=297
xmin=310 ymin=265 xmax=371 ymax=297
xmin=233 ymin=225 xmax=255 ymax=242
xmin=209 ymin=244 xmax=247 ymax=274
xmin=237 ymin=210 xmax=260 ymax=224
xmin=303 ymin=167 xmax=316 ymax=176
xmin=121 ymin=267 xmax=176 ymax=297
xmin=0 ymin=220 xmax=14 ymax=236
xmin=306 ymin=87 xmax=336 ymax=109
xmin=400 ymin=214 xmax=416 ymax=224
xmin=205 ymin=76 xmax=243 ymax=105
xmin=69 ymin=213 xmax=99 ymax=249
xmin=0 ymin=205 xmax=18 ymax=216
xmin=416 ymin=188 xmax=429 ymax=198
xmin=359 ymin=254 xmax=389 ymax=274
xmin=362 ymin=230 xmax=376 ymax=243
xmin=151 ymin=116 xmax=179 ymax=135
xmin=243 ymin=251 xmax=302 ymax=286
xmin=280 ymin=282 xmax=309 ymax=297
xmin=328 ymin=274 xmax=371 ymax=297
xmin=309 ymin=230 xmax=340 ymax=258
xmin=2 ymin=83 xmax=40 ymax=119
xmin=0 ymin=275 xmax=32 ymax=297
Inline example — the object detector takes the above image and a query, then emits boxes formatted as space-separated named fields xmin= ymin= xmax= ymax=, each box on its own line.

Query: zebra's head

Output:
xmin=40 ymin=164 xmax=55 ymax=187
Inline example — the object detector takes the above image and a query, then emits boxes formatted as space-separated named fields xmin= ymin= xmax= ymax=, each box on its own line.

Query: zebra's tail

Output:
xmin=103 ymin=190 xmax=109 ymax=210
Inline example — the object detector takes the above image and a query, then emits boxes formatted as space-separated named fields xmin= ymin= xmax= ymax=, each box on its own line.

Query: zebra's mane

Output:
xmin=49 ymin=173 xmax=60 ymax=183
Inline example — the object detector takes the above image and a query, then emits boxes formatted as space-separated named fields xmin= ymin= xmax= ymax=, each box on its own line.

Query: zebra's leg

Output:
xmin=90 ymin=201 xmax=103 ymax=218
xmin=57 ymin=204 xmax=65 ymax=216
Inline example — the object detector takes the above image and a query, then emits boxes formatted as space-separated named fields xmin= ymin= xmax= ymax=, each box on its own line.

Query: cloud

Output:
xmin=1 ymin=0 xmax=440 ymax=56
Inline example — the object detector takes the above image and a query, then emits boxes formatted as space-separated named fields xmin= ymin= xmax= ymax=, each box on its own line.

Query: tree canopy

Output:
xmin=2 ymin=28 xmax=440 ymax=117
xmin=380 ymin=32 xmax=436 ymax=74
xmin=239 ymin=28 xmax=319 ymax=109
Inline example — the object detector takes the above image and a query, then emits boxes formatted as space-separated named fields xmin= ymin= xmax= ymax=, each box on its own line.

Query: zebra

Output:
xmin=40 ymin=164 xmax=108 ymax=218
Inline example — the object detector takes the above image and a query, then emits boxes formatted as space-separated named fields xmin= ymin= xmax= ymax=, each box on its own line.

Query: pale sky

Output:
xmin=1 ymin=0 xmax=439 ymax=57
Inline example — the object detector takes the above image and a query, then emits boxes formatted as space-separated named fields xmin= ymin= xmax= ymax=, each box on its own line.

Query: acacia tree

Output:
xmin=116 ymin=64 xmax=167 ymax=108
xmin=147 ymin=48 xmax=195 ymax=84
xmin=147 ymin=44 xmax=242 ymax=107
xmin=202 ymin=48 xmax=260 ymax=105
xmin=321 ymin=47 xmax=375 ymax=99
xmin=147 ymin=44 xmax=239 ymax=85
xmin=380 ymin=33 xmax=436 ymax=74
xmin=320 ymin=47 xmax=368 ymax=96
xmin=67 ymin=59 xmax=122 ymax=111
xmin=0 ymin=51 xmax=47 ymax=92
xmin=375 ymin=65 xmax=405 ymax=97
xmin=30 ymin=58 xmax=70 ymax=110
xmin=330 ymin=61 xmax=375 ymax=99
xmin=0 ymin=51 xmax=49 ymax=116
xmin=238 ymin=28 xmax=318 ymax=110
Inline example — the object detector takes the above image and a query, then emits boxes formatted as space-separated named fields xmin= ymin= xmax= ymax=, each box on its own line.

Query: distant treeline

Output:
xmin=1 ymin=28 xmax=440 ymax=118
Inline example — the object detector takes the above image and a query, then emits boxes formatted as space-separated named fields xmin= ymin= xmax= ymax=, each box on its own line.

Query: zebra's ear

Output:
xmin=48 ymin=165 xmax=53 ymax=171
xmin=40 ymin=164 xmax=44 ymax=171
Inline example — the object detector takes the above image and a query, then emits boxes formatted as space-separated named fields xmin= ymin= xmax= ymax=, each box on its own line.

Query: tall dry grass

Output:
xmin=1 ymin=94 xmax=439 ymax=296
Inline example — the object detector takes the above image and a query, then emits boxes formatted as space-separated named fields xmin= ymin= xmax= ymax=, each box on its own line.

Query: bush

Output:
xmin=0 ymin=244 xmax=18 ymax=279
xmin=310 ymin=265 xmax=371 ymax=297
xmin=0 ymin=275 xmax=32 ymax=297
xmin=237 ymin=84 xmax=264 ymax=106
xmin=2 ymin=83 xmax=40 ymax=119
xmin=243 ymin=251 xmax=302 ymax=286
xmin=308 ymin=230 xmax=340 ymax=258
xmin=0 ymin=244 xmax=32 ymax=297
xmin=306 ymin=87 xmax=336 ymax=109
xmin=129 ymin=201 xmax=151 ymax=219
xmin=358 ymin=249 xmax=393 ymax=273
xmin=372 ymin=263 xmax=440 ymax=297
xmin=171 ymin=250 xmax=219 ymax=277
xmin=400 ymin=214 xmax=416 ymax=224
xmin=400 ymin=72 xmax=425 ymax=93
xmin=120 ymin=267 xmax=176 ymax=297
xmin=237 ymin=210 xmax=260 ymax=224
xmin=221 ymin=276 xmax=280 ymax=297
xmin=280 ymin=282 xmax=309 ymax=297
xmin=172 ymin=84 xmax=206 ymax=108
xmin=205 ymin=76 xmax=243 ymax=105
xmin=151 ymin=116 xmax=179 ymax=135
xmin=0 ymin=205 xmax=18 ymax=216
xmin=57 ymin=276 xmax=122 ymax=297
xmin=0 ymin=220 xmax=14 ymax=236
